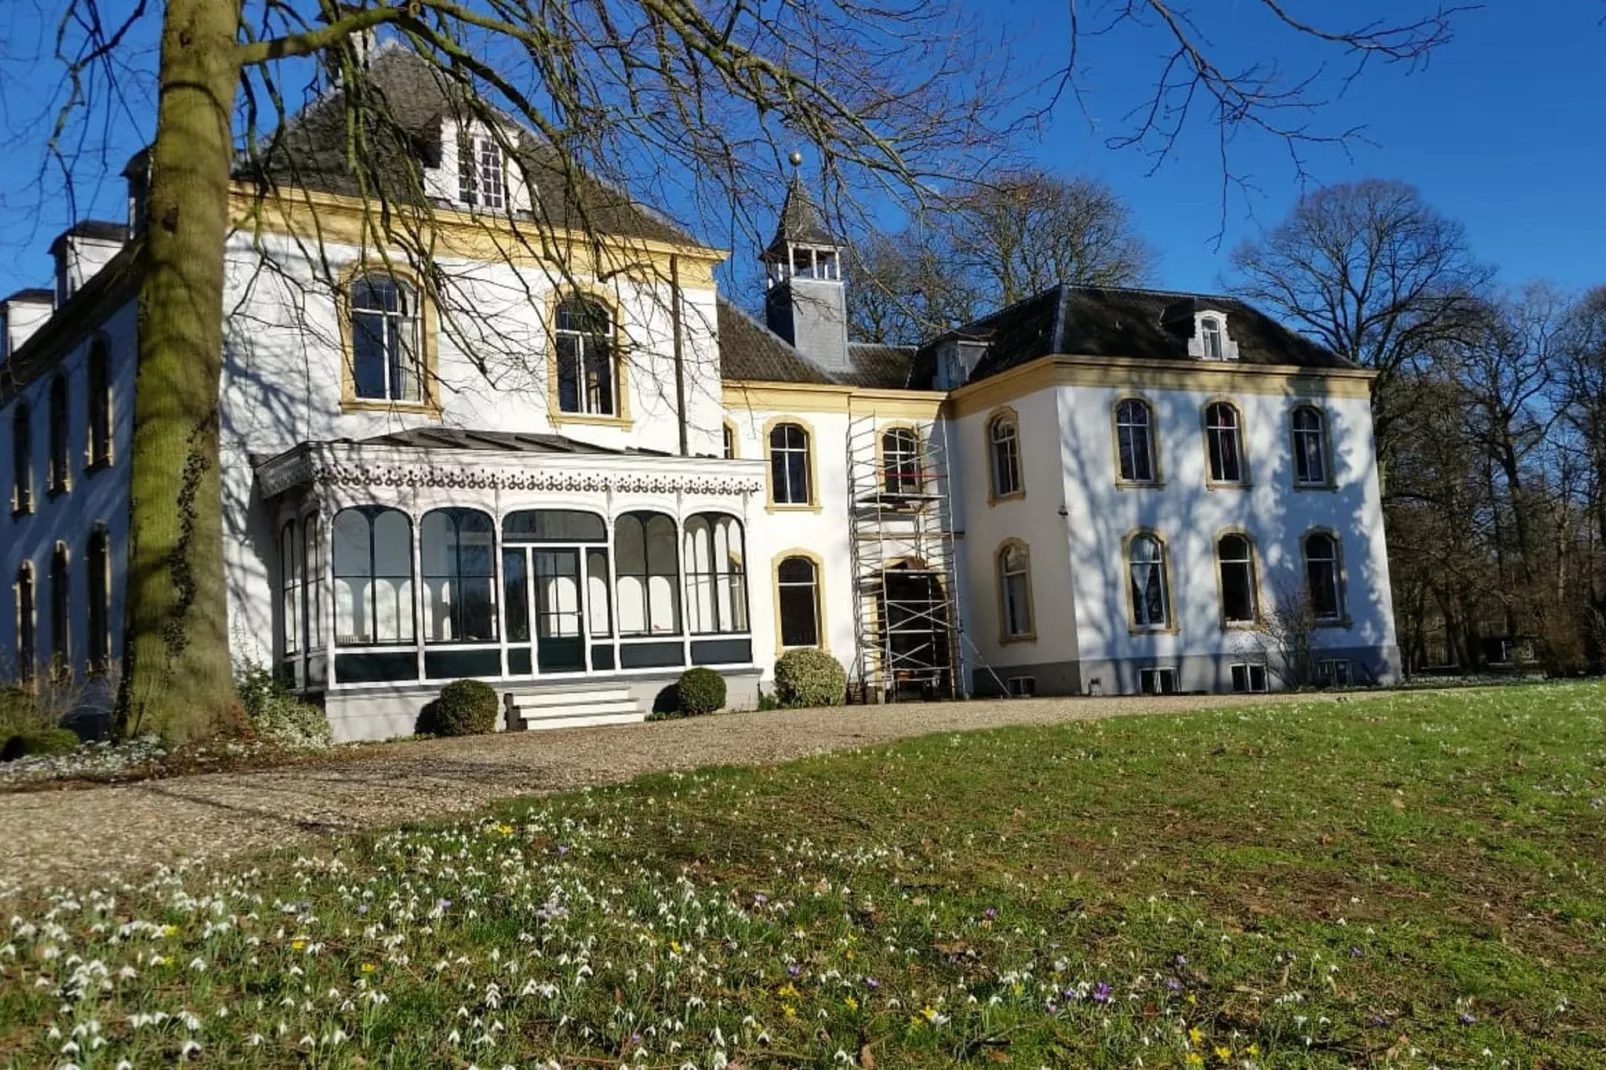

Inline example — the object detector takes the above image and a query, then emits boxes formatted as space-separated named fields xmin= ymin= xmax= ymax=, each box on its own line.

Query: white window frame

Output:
xmin=1127 ymin=534 xmax=1171 ymax=630
xmin=1318 ymin=658 xmax=1352 ymax=687
xmin=1205 ymin=402 xmax=1247 ymax=484
xmin=350 ymin=275 xmax=423 ymax=403
xmin=988 ymin=414 xmax=1022 ymax=499
xmin=458 ymin=129 xmax=507 ymax=211
xmin=1139 ymin=667 xmax=1178 ymax=695
xmin=1291 ymin=406 xmax=1329 ymax=486
xmin=1230 ymin=662 xmax=1269 ymax=693
xmin=554 ymin=298 xmax=618 ymax=417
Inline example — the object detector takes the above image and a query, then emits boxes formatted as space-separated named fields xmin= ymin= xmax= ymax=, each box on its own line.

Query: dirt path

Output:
xmin=0 ymin=691 xmax=1349 ymax=891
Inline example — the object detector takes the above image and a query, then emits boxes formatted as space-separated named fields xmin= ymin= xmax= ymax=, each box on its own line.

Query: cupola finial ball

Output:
xmin=788 ymin=151 xmax=803 ymax=167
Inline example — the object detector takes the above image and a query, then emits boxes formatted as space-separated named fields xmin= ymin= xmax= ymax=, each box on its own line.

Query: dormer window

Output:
xmin=1186 ymin=310 xmax=1239 ymax=361
xmin=458 ymin=130 xmax=506 ymax=211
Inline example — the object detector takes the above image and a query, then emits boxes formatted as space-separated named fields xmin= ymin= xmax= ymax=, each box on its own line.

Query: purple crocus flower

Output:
xmin=1349 ymin=946 xmax=1364 ymax=959
xmin=1092 ymin=982 xmax=1112 ymax=1004
xmin=864 ymin=977 xmax=879 ymax=990
xmin=1174 ymin=955 xmax=1188 ymax=969
xmin=983 ymin=907 xmax=998 ymax=920
xmin=1459 ymin=1012 xmax=1477 ymax=1026
xmin=1165 ymin=978 xmax=1182 ymax=993
xmin=787 ymin=963 xmax=802 ymax=977
xmin=437 ymin=898 xmax=452 ymax=911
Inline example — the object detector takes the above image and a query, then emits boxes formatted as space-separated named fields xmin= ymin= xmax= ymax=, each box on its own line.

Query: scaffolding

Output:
xmin=846 ymin=415 xmax=962 ymax=702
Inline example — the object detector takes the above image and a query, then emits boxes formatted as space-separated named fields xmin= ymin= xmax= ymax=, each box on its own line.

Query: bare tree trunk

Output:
xmin=115 ymin=0 xmax=242 ymax=741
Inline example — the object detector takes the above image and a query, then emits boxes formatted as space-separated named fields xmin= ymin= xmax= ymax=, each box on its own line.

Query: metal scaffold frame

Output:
xmin=846 ymin=415 xmax=961 ymax=702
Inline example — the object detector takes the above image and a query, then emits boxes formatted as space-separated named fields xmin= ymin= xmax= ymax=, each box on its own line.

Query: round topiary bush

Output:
xmin=1 ymin=727 xmax=81 ymax=762
xmin=773 ymin=648 xmax=847 ymax=708
xmin=676 ymin=667 xmax=726 ymax=716
xmin=418 ymin=679 xmax=500 ymax=737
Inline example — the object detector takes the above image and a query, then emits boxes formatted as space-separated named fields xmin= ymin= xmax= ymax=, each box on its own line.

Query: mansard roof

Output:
xmin=716 ymin=297 xmax=915 ymax=387
xmin=244 ymin=43 xmax=698 ymax=247
xmin=908 ymin=283 xmax=1355 ymax=388
xmin=763 ymin=174 xmax=837 ymax=258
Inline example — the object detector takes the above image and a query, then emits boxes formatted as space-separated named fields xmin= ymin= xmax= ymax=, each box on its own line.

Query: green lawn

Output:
xmin=4 ymin=684 xmax=1605 ymax=1068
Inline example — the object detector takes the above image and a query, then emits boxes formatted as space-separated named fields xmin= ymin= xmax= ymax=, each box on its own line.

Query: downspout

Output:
xmin=670 ymin=254 xmax=689 ymax=457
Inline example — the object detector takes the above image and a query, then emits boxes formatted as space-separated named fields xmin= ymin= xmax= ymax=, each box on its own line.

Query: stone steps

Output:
xmin=506 ymin=686 xmax=647 ymax=731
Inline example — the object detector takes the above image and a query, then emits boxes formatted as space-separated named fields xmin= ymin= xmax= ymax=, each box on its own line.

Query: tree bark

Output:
xmin=115 ymin=0 xmax=243 ymax=741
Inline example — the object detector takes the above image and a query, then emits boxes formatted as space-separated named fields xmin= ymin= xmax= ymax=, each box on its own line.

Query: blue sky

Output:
xmin=0 ymin=1 xmax=1600 ymax=300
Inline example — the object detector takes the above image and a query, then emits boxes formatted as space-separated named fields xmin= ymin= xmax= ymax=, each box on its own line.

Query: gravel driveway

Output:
xmin=0 ymin=691 xmax=1343 ymax=891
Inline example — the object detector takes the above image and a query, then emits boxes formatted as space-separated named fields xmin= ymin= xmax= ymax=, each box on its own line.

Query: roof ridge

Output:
xmin=1063 ymin=281 xmax=1243 ymax=304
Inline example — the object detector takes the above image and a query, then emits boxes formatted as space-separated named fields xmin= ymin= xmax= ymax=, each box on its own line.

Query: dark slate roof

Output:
xmin=717 ymin=298 xmax=833 ymax=384
xmin=763 ymin=174 xmax=836 ymax=256
xmin=247 ymin=43 xmax=697 ymax=246
xmin=1 ymin=288 xmax=54 ymax=306
xmin=913 ymin=283 xmax=1354 ymax=386
xmin=838 ymin=343 xmax=916 ymax=389
xmin=717 ymin=298 xmax=919 ymax=388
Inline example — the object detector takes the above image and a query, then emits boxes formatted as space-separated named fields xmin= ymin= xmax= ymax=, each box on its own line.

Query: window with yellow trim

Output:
xmin=350 ymin=274 xmax=423 ymax=403
xmin=997 ymin=542 xmax=1033 ymax=639
xmin=777 ymin=555 xmax=822 ymax=648
xmin=554 ymin=297 xmax=618 ymax=416
xmin=988 ymin=414 xmax=1022 ymax=498
xmin=1128 ymin=534 xmax=1171 ymax=629
xmin=769 ymin=422 xmax=812 ymax=505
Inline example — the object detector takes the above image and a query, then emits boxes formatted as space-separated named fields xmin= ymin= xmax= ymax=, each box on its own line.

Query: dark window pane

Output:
xmin=779 ymin=586 xmax=818 ymax=647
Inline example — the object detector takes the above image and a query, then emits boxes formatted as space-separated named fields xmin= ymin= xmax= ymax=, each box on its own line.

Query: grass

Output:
xmin=2 ymin=683 xmax=1604 ymax=1068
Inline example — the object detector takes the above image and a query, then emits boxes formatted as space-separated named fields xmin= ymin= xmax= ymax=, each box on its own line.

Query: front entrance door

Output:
xmin=531 ymin=549 xmax=585 ymax=672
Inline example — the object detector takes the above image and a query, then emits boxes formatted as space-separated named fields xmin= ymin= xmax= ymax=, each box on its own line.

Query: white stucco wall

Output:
xmin=1054 ymin=382 xmax=1397 ymax=683
xmin=952 ymin=386 xmax=1080 ymax=685
xmin=0 ymin=300 xmax=136 ymax=688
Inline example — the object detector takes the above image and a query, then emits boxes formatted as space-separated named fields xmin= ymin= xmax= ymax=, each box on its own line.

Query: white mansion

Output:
xmin=1 ymin=49 xmax=1399 ymax=741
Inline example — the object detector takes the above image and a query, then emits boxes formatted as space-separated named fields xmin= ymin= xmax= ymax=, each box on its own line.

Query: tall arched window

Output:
xmin=1114 ymin=398 xmax=1156 ymax=483
xmin=554 ymin=297 xmax=616 ymax=416
xmin=10 ymin=403 xmax=30 ymax=515
xmin=350 ymin=274 xmax=421 ymax=402
xmin=988 ymin=411 xmax=1022 ymax=499
xmin=1304 ymin=532 xmax=1344 ymax=621
xmin=1217 ymin=533 xmax=1258 ymax=625
xmin=304 ymin=517 xmax=324 ymax=653
xmin=1291 ymin=406 xmax=1328 ymax=486
xmin=332 ymin=507 xmax=415 ymax=645
xmin=48 ymin=375 xmax=70 ymax=495
xmin=280 ymin=520 xmax=302 ymax=658
xmin=13 ymin=562 xmax=35 ymax=683
xmin=997 ymin=540 xmax=1034 ymax=640
xmin=86 ymin=338 xmax=112 ymax=468
xmin=50 ymin=542 xmax=70 ymax=678
xmin=881 ymin=427 xmax=923 ymax=496
xmin=1204 ymin=402 xmax=1246 ymax=484
xmin=776 ymin=554 xmax=822 ymax=649
xmin=1200 ymin=316 xmax=1225 ymax=359
xmin=1127 ymin=533 xmax=1171 ymax=630
xmin=87 ymin=524 xmax=110 ymax=674
xmin=768 ymin=422 xmax=812 ymax=505
xmin=614 ymin=512 xmax=680 ymax=635
xmin=684 ymin=514 xmax=749 ymax=635
xmin=421 ymin=508 xmax=498 ymax=644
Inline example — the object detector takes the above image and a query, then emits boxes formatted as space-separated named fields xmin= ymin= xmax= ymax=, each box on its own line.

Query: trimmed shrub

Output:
xmin=648 ymin=683 xmax=681 ymax=721
xmin=676 ymin=668 xmax=726 ymax=716
xmin=773 ymin=648 xmax=847 ymax=708
xmin=419 ymin=679 xmax=500 ymax=737
xmin=1 ymin=727 xmax=81 ymax=762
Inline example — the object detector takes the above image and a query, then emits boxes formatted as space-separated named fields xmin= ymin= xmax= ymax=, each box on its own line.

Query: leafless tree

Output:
xmin=1230 ymin=179 xmax=1494 ymax=475
xmin=1245 ymin=583 xmax=1319 ymax=690
xmin=849 ymin=170 xmax=1154 ymax=343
